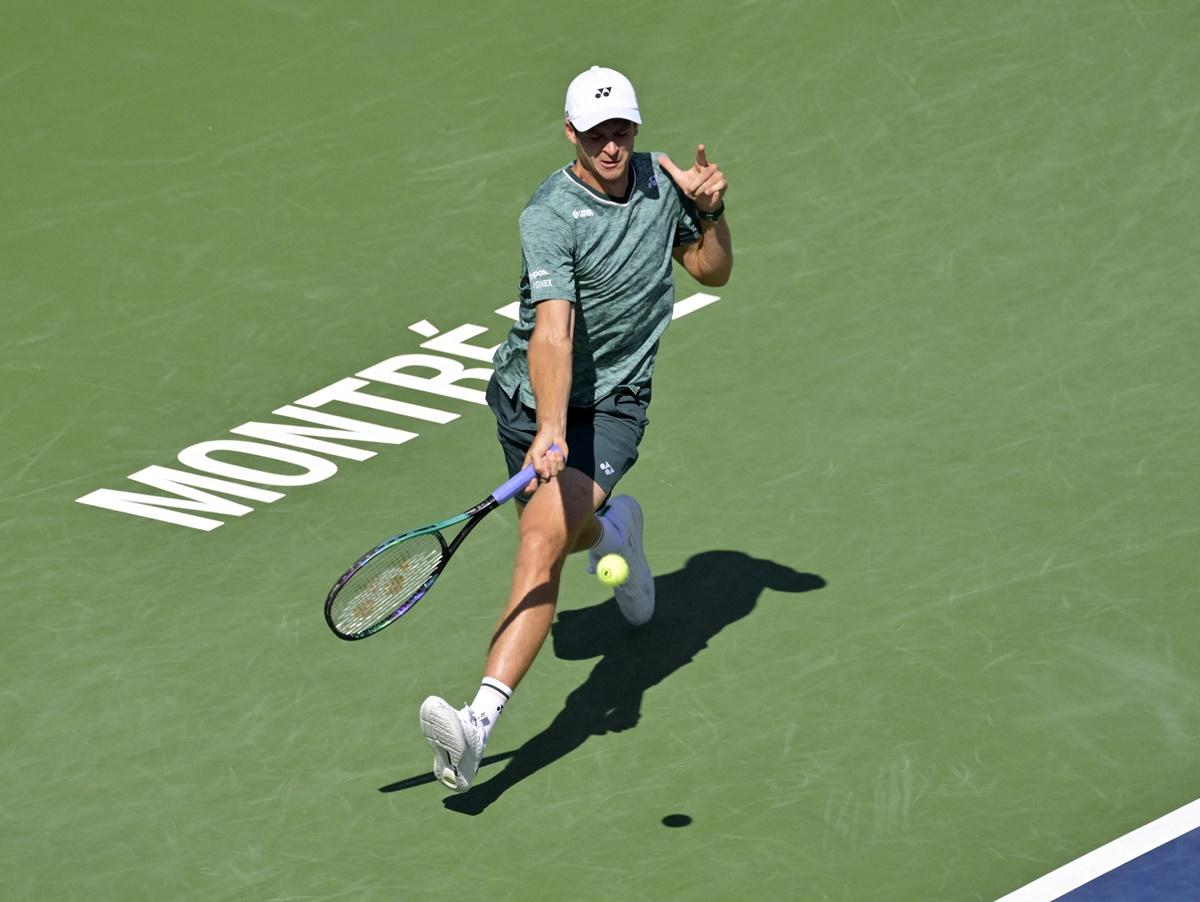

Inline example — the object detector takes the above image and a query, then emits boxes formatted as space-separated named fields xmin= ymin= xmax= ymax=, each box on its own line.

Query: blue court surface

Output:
xmin=1001 ymin=801 xmax=1200 ymax=901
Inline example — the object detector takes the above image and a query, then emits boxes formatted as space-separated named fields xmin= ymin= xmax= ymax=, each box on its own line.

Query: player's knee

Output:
xmin=516 ymin=521 xmax=569 ymax=571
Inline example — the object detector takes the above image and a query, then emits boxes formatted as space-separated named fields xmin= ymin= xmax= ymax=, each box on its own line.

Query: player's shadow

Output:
xmin=438 ymin=550 xmax=826 ymax=816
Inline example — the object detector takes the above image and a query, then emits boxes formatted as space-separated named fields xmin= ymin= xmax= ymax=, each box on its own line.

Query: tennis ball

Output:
xmin=596 ymin=553 xmax=629 ymax=587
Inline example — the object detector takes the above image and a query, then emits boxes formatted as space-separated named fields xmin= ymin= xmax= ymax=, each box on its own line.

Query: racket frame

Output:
xmin=323 ymin=449 xmax=554 ymax=640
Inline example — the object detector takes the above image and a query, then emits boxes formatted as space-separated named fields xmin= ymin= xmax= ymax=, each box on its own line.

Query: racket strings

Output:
xmin=330 ymin=533 xmax=445 ymax=635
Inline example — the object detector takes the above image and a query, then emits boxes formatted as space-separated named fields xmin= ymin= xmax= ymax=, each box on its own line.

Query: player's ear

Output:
xmin=564 ymin=120 xmax=578 ymax=146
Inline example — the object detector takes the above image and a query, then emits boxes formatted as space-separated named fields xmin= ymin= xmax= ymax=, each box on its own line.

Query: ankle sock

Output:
xmin=470 ymin=677 xmax=513 ymax=745
xmin=590 ymin=512 xmax=625 ymax=557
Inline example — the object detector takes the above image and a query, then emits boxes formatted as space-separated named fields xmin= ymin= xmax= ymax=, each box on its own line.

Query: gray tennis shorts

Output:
xmin=485 ymin=375 xmax=650 ymax=499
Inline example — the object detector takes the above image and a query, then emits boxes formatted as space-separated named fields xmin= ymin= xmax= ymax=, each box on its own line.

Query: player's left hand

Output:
xmin=657 ymin=145 xmax=727 ymax=213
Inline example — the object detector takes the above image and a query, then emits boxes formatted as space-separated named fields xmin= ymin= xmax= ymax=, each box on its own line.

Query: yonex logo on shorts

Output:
xmin=600 ymin=461 xmax=615 ymax=476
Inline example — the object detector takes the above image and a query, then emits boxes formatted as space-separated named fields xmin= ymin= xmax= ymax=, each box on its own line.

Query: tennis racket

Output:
xmin=324 ymin=447 xmax=557 ymax=641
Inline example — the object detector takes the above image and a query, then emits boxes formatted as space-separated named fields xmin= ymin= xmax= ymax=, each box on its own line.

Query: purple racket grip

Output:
xmin=491 ymin=443 xmax=563 ymax=505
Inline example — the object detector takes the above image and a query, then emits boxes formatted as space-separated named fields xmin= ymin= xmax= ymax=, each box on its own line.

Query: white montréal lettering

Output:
xmin=408 ymin=322 xmax=500 ymax=363
xmin=75 ymin=466 xmax=284 ymax=531
xmin=357 ymin=354 xmax=491 ymax=405
xmin=75 ymin=293 xmax=720 ymax=532
xmin=294 ymin=378 xmax=458 ymax=423
xmin=177 ymin=440 xmax=339 ymax=486
xmin=230 ymin=406 xmax=419 ymax=461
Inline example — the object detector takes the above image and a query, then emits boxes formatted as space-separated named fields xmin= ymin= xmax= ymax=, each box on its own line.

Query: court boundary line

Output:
xmin=996 ymin=798 xmax=1200 ymax=901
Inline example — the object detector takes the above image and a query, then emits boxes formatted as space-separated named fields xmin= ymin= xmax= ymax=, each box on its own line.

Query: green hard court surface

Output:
xmin=3 ymin=2 xmax=1197 ymax=899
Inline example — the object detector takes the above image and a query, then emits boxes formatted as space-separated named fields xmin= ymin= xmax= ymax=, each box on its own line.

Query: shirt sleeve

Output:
xmin=519 ymin=204 xmax=576 ymax=303
xmin=674 ymin=195 xmax=702 ymax=247
xmin=652 ymin=154 xmax=702 ymax=247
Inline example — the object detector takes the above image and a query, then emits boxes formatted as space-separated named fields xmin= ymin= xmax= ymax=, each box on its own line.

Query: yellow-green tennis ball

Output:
xmin=596 ymin=553 xmax=629 ymax=586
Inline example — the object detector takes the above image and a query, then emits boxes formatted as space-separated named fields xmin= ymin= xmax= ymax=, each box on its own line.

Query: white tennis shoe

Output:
xmin=419 ymin=696 xmax=483 ymax=793
xmin=590 ymin=495 xmax=655 ymax=625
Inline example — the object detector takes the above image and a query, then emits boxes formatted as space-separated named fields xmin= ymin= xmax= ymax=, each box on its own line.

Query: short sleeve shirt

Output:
xmin=491 ymin=151 xmax=702 ymax=408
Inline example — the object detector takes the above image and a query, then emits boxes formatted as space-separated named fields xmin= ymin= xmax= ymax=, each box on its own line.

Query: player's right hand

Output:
xmin=523 ymin=432 xmax=567 ymax=495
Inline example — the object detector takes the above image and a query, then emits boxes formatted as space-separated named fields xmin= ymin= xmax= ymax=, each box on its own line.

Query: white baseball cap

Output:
xmin=564 ymin=66 xmax=641 ymax=132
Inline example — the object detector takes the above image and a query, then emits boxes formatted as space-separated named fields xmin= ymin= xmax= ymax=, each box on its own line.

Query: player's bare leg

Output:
xmin=420 ymin=469 xmax=635 ymax=794
xmin=483 ymin=467 xmax=606 ymax=689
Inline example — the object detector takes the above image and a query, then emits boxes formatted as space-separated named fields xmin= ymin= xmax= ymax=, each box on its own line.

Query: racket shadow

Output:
xmin=438 ymin=549 xmax=826 ymax=816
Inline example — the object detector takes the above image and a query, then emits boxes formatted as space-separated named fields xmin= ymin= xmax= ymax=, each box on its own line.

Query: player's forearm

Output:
xmin=527 ymin=328 xmax=573 ymax=434
xmin=689 ymin=218 xmax=733 ymax=286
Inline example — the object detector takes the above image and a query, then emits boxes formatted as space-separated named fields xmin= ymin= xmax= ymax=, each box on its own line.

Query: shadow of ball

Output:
xmin=661 ymin=814 xmax=693 ymax=828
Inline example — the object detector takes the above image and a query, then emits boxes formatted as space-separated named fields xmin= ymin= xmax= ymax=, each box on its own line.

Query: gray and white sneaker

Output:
xmin=589 ymin=495 xmax=654 ymax=625
xmin=419 ymin=696 xmax=484 ymax=793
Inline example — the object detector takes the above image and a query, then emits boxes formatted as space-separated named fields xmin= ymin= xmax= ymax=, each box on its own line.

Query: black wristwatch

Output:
xmin=697 ymin=201 xmax=725 ymax=222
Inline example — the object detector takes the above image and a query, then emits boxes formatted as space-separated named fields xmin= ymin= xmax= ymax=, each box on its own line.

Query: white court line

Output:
xmin=671 ymin=292 xmax=720 ymax=319
xmin=996 ymin=799 xmax=1200 ymax=901
xmin=495 ymin=292 xmax=721 ymax=323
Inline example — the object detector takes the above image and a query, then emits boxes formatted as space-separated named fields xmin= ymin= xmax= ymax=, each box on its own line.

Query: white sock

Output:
xmin=470 ymin=677 xmax=513 ymax=746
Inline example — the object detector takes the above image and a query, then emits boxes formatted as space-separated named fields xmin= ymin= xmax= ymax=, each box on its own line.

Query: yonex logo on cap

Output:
xmin=565 ymin=66 xmax=641 ymax=132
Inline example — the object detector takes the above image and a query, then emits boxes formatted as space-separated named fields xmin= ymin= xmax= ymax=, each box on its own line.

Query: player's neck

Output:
xmin=571 ymin=159 xmax=630 ymax=201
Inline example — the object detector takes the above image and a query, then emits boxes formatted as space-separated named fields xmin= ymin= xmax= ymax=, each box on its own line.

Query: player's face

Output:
xmin=567 ymin=118 xmax=638 ymax=190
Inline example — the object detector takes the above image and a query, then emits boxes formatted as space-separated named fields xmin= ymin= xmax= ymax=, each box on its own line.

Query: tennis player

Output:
xmin=419 ymin=65 xmax=733 ymax=793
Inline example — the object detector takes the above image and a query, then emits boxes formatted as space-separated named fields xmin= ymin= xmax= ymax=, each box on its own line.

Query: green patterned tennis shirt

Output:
xmin=491 ymin=151 xmax=702 ymax=408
